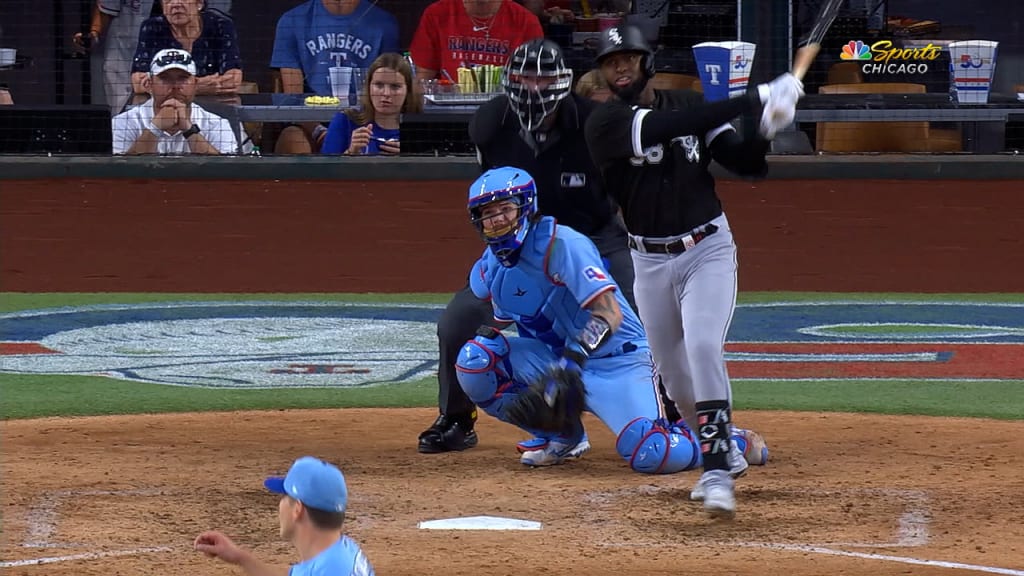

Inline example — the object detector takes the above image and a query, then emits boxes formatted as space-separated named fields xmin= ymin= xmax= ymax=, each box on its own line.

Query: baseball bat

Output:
xmin=771 ymin=0 xmax=844 ymax=120
xmin=791 ymin=43 xmax=821 ymax=82
xmin=793 ymin=0 xmax=845 ymax=79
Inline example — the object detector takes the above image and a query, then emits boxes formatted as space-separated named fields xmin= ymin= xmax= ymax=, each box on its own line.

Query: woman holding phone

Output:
xmin=321 ymin=53 xmax=423 ymax=156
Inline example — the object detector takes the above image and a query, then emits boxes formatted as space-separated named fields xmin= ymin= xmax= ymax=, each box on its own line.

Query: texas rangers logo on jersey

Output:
xmin=583 ymin=266 xmax=608 ymax=282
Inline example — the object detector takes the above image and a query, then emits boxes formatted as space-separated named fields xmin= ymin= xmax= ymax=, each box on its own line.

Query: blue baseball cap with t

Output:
xmin=264 ymin=456 xmax=348 ymax=513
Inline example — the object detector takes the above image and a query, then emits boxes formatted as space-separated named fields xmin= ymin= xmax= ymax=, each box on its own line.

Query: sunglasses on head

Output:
xmin=154 ymin=51 xmax=193 ymax=67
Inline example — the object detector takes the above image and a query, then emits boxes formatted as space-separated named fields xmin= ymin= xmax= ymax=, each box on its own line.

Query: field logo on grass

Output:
xmin=1 ymin=300 xmax=1022 ymax=388
xmin=0 ymin=302 xmax=444 ymax=389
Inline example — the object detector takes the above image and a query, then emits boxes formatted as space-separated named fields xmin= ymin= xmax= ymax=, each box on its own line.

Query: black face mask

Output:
xmin=505 ymin=74 xmax=572 ymax=132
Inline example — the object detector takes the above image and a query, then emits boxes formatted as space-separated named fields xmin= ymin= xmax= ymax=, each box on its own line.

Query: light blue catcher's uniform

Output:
xmin=458 ymin=216 xmax=701 ymax=474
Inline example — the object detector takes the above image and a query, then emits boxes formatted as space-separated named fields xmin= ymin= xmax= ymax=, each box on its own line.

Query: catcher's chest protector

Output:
xmin=492 ymin=265 xmax=552 ymax=318
xmin=488 ymin=220 xmax=558 ymax=319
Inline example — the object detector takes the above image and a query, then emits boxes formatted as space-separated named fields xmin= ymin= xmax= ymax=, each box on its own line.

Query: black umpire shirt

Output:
xmin=585 ymin=89 xmax=769 ymax=238
xmin=469 ymin=93 xmax=616 ymax=237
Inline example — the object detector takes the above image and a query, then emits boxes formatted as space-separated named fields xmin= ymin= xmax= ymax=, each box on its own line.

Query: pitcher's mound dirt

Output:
xmin=2 ymin=408 xmax=1022 ymax=576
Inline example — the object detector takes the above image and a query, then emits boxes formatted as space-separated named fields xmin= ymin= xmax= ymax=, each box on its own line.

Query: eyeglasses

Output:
xmin=153 ymin=51 xmax=193 ymax=68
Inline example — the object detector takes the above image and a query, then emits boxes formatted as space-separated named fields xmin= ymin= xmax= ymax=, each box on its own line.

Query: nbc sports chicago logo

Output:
xmin=840 ymin=40 xmax=941 ymax=74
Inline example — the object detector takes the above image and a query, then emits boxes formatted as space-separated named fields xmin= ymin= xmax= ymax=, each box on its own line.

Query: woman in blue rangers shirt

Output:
xmin=321 ymin=53 xmax=423 ymax=156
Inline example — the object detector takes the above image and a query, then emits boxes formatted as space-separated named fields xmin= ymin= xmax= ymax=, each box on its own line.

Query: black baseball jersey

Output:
xmin=469 ymin=94 xmax=616 ymax=237
xmin=585 ymin=89 xmax=759 ymax=237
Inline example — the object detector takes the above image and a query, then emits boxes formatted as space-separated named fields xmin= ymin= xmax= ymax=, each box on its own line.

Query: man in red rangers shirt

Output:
xmin=410 ymin=0 xmax=543 ymax=82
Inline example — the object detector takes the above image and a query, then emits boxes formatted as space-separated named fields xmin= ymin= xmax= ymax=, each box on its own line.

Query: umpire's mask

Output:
xmin=503 ymin=39 xmax=574 ymax=132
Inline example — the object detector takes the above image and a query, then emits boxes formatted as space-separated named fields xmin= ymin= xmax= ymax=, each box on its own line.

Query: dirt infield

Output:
xmin=2 ymin=408 xmax=1023 ymax=576
xmin=2 ymin=178 xmax=1023 ymax=293
xmin=2 ymin=176 xmax=1023 ymax=575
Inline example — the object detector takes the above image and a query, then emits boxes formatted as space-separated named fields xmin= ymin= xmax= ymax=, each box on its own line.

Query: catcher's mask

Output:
xmin=503 ymin=39 xmax=574 ymax=132
xmin=467 ymin=167 xmax=538 ymax=267
xmin=595 ymin=25 xmax=655 ymax=102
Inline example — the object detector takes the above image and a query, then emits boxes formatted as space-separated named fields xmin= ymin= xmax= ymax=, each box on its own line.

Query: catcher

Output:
xmin=456 ymin=166 xmax=768 ymax=473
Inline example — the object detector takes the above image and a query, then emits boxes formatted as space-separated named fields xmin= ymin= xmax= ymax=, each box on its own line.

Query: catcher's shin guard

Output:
xmin=615 ymin=417 xmax=700 ymax=474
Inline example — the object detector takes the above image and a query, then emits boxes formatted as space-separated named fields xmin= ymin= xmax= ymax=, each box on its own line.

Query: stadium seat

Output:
xmin=827 ymin=62 xmax=864 ymax=85
xmin=815 ymin=82 xmax=942 ymax=153
xmin=650 ymin=73 xmax=699 ymax=91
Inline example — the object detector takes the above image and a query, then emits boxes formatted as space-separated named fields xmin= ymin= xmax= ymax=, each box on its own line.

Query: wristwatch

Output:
xmin=181 ymin=124 xmax=201 ymax=139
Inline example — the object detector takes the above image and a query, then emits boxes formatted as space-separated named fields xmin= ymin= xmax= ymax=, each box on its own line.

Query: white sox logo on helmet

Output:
xmin=609 ymin=28 xmax=622 ymax=45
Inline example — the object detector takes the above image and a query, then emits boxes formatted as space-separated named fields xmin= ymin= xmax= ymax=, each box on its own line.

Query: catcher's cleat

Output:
xmin=418 ymin=414 xmax=478 ymax=454
xmin=732 ymin=426 xmax=770 ymax=466
xmin=520 ymin=433 xmax=590 ymax=467
xmin=516 ymin=437 xmax=550 ymax=453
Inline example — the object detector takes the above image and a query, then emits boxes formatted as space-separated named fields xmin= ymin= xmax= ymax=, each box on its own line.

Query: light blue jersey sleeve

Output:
xmin=289 ymin=536 xmax=374 ymax=576
xmin=547 ymin=230 xmax=617 ymax=310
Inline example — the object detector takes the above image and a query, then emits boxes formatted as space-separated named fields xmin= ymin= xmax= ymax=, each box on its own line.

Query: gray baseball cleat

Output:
xmin=690 ymin=437 xmax=749 ymax=501
xmin=699 ymin=469 xmax=736 ymax=519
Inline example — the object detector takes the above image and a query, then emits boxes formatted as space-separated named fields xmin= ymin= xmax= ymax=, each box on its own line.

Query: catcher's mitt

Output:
xmin=505 ymin=359 xmax=586 ymax=433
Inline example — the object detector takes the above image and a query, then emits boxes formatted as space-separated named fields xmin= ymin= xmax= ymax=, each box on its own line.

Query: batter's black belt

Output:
xmin=628 ymin=224 xmax=719 ymax=254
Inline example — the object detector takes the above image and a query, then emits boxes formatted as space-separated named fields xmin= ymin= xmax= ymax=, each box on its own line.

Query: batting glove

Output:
xmin=756 ymin=73 xmax=805 ymax=140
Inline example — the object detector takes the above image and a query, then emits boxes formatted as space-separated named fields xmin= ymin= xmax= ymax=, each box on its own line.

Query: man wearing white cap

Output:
xmin=112 ymin=48 xmax=237 ymax=155
xmin=195 ymin=456 xmax=375 ymax=576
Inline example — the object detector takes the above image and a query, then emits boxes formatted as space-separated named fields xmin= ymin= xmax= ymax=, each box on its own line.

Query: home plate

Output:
xmin=417 ymin=515 xmax=542 ymax=531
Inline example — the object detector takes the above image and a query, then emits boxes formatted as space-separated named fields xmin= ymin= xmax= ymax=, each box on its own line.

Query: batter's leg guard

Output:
xmin=614 ymin=417 xmax=701 ymax=474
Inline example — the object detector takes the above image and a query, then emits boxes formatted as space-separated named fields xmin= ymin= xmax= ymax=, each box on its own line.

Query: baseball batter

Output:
xmin=584 ymin=25 xmax=802 ymax=516
xmin=454 ymin=166 xmax=765 ymax=474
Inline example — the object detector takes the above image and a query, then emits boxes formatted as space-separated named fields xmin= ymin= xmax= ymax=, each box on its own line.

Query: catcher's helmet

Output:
xmin=595 ymin=25 xmax=656 ymax=78
xmin=467 ymin=167 xmax=539 ymax=267
xmin=503 ymin=39 xmax=574 ymax=132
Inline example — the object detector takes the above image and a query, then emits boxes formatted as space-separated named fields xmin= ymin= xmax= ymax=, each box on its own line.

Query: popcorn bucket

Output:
xmin=948 ymin=40 xmax=998 ymax=104
xmin=692 ymin=41 xmax=757 ymax=102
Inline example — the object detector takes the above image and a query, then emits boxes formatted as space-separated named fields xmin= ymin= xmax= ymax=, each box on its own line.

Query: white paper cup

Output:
xmin=948 ymin=40 xmax=998 ymax=104
xmin=692 ymin=41 xmax=757 ymax=102
xmin=329 ymin=66 xmax=354 ymax=100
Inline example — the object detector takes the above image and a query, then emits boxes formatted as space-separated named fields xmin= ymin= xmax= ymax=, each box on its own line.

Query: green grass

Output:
xmin=0 ymin=373 xmax=439 ymax=419
xmin=1 ymin=291 xmax=1022 ymax=315
xmin=2 ymin=292 xmax=1022 ymax=421
xmin=0 ymin=292 xmax=452 ymax=313
xmin=733 ymin=379 xmax=1024 ymax=420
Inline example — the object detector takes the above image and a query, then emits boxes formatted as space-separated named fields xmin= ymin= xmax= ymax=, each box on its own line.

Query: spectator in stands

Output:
xmin=129 ymin=0 xmax=242 ymax=97
xmin=409 ymin=0 xmax=543 ymax=83
xmin=271 ymin=0 xmax=400 ymax=154
xmin=321 ymin=53 xmax=423 ymax=156
xmin=113 ymin=48 xmax=237 ymax=155
xmin=75 ymin=0 xmax=156 ymax=114
xmin=573 ymin=68 xmax=612 ymax=102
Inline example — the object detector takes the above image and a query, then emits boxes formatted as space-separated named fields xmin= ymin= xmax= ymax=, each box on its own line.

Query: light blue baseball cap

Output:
xmin=263 ymin=456 xmax=348 ymax=513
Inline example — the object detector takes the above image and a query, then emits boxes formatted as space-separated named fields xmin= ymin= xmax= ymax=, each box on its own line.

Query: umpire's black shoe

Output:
xmin=418 ymin=413 xmax=478 ymax=453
